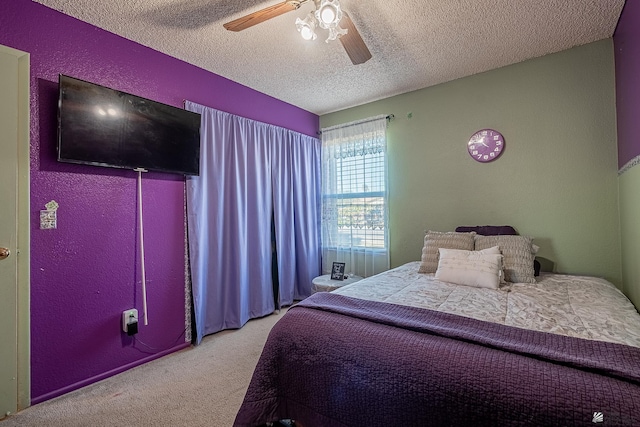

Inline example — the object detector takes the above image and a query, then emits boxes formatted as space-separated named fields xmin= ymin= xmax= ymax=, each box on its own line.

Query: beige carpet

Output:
xmin=2 ymin=310 xmax=287 ymax=426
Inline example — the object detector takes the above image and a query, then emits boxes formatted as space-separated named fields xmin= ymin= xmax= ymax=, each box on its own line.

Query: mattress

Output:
xmin=333 ymin=261 xmax=640 ymax=348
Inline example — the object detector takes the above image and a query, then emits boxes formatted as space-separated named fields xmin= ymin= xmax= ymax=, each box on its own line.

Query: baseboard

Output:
xmin=31 ymin=341 xmax=191 ymax=405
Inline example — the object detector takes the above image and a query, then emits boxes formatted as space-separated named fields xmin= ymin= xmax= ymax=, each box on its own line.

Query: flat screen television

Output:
xmin=57 ymin=74 xmax=201 ymax=176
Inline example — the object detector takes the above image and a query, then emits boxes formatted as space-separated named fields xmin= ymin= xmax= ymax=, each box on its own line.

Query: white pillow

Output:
xmin=435 ymin=248 xmax=504 ymax=289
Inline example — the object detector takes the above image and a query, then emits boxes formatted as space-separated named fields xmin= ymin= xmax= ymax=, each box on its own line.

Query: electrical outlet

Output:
xmin=122 ymin=309 xmax=138 ymax=334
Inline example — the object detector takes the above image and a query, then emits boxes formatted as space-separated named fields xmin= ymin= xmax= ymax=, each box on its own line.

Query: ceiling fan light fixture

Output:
xmin=315 ymin=0 xmax=343 ymax=28
xmin=223 ymin=0 xmax=371 ymax=65
xmin=325 ymin=25 xmax=347 ymax=42
xmin=300 ymin=26 xmax=316 ymax=40
xmin=295 ymin=13 xmax=318 ymax=41
xmin=320 ymin=6 xmax=336 ymax=24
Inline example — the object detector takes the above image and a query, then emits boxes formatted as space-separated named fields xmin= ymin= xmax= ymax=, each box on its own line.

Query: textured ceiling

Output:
xmin=34 ymin=0 xmax=625 ymax=115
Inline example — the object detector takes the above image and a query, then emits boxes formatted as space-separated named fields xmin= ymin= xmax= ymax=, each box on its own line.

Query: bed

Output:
xmin=234 ymin=230 xmax=640 ymax=426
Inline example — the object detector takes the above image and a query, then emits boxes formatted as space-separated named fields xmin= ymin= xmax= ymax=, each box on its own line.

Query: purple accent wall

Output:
xmin=1 ymin=0 xmax=318 ymax=403
xmin=614 ymin=1 xmax=640 ymax=169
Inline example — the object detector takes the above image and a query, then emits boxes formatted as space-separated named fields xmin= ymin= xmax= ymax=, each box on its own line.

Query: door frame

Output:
xmin=0 ymin=43 xmax=31 ymax=413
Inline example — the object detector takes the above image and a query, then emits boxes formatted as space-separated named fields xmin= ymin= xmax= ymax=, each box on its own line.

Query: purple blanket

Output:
xmin=235 ymin=292 xmax=640 ymax=426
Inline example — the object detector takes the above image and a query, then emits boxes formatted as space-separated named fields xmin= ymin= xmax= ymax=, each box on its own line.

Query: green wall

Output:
xmin=321 ymin=40 xmax=622 ymax=288
xmin=620 ymin=166 xmax=640 ymax=305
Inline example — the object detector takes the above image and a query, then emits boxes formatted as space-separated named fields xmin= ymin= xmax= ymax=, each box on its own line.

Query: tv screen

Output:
xmin=57 ymin=74 xmax=201 ymax=176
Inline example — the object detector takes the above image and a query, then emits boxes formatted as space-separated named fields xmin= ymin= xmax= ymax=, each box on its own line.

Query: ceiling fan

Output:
xmin=223 ymin=0 xmax=372 ymax=65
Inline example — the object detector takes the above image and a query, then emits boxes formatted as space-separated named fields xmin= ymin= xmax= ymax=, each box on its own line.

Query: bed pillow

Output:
xmin=474 ymin=235 xmax=536 ymax=283
xmin=455 ymin=225 xmax=518 ymax=236
xmin=418 ymin=231 xmax=476 ymax=274
xmin=435 ymin=248 xmax=503 ymax=289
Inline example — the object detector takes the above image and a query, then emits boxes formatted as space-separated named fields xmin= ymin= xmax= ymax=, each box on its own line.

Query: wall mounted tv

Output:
xmin=57 ymin=74 xmax=201 ymax=176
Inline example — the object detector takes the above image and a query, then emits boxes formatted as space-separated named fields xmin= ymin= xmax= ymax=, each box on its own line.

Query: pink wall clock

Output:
xmin=467 ymin=129 xmax=505 ymax=163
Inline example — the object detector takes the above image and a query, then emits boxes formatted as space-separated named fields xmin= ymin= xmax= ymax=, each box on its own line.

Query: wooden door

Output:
xmin=0 ymin=44 xmax=30 ymax=419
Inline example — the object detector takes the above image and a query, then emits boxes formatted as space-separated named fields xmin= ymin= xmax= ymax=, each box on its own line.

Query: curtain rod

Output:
xmin=318 ymin=114 xmax=394 ymax=135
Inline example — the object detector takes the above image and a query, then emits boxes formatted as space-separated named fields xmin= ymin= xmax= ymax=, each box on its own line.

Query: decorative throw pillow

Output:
xmin=435 ymin=248 xmax=504 ymax=289
xmin=474 ymin=235 xmax=537 ymax=283
xmin=418 ymin=231 xmax=476 ymax=274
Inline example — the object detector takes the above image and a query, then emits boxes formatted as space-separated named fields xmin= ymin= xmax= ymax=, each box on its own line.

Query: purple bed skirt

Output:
xmin=235 ymin=292 xmax=640 ymax=426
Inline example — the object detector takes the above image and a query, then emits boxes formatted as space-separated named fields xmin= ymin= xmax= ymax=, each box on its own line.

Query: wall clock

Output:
xmin=467 ymin=129 xmax=505 ymax=163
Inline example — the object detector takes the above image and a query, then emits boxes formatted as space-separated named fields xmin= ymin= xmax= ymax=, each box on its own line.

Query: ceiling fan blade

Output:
xmin=224 ymin=1 xmax=304 ymax=32
xmin=339 ymin=12 xmax=372 ymax=65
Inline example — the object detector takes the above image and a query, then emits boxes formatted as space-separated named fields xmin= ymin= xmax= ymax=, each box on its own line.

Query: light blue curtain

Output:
xmin=185 ymin=101 xmax=321 ymax=344
xmin=272 ymin=130 xmax=322 ymax=305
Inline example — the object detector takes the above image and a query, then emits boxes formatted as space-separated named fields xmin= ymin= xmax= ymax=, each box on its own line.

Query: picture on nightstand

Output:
xmin=331 ymin=262 xmax=346 ymax=281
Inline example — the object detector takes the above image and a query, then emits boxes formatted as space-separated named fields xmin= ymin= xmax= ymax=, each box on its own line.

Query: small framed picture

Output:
xmin=331 ymin=262 xmax=346 ymax=281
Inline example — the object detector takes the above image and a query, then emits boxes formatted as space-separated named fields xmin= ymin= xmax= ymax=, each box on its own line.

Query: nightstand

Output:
xmin=312 ymin=274 xmax=363 ymax=293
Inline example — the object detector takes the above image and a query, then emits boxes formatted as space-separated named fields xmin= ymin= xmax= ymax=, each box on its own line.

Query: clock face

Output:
xmin=467 ymin=129 xmax=505 ymax=163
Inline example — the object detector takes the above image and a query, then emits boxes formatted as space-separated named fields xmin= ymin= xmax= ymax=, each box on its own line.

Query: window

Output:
xmin=321 ymin=115 xmax=389 ymax=277
xmin=323 ymin=146 xmax=386 ymax=249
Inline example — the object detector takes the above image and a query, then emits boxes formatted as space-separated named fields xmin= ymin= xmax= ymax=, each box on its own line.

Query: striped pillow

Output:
xmin=474 ymin=235 xmax=536 ymax=283
xmin=418 ymin=231 xmax=476 ymax=274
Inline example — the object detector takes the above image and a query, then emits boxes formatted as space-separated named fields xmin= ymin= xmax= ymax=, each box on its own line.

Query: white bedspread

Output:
xmin=333 ymin=261 xmax=640 ymax=348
